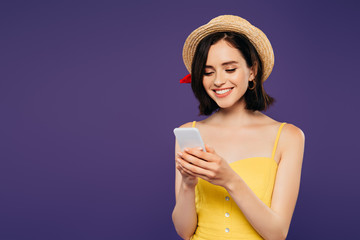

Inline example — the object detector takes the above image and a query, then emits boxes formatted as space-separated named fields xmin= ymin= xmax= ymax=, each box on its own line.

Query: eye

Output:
xmin=226 ymin=68 xmax=236 ymax=73
xmin=204 ymin=72 xmax=214 ymax=76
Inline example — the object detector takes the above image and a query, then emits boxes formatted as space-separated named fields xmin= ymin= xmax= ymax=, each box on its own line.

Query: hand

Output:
xmin=176 ymin=144 xmax=237 ymax=188
xmin=176 ymin=153 xmax=198 ymax=189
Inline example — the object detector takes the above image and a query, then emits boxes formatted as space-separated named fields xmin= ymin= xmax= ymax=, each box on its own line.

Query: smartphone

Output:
xmin=173 ymin=127 xmax=206 ymax=152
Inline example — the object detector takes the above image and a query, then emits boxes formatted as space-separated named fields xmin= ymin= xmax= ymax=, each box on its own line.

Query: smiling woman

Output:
xmin=172 ymin=15 xmax=305 ymax=240
xmin=191 ymin=31 xmax=275 ymax=116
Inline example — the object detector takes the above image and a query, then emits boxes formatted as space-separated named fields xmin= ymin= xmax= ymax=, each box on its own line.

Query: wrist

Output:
xmin=224 ymin=171 xmax=242 ymax=193
xmin=181 ymin=181 xmax=197 ymax=191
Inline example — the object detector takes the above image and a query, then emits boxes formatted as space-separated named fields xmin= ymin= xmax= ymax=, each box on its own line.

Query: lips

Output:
xmin=213 ymin=87 xmax=234 ymax=98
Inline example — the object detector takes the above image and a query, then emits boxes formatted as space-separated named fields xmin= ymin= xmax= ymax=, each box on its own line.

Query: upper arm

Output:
xmin=270 ymin=123 xmax=305 ymax=229
xmin=174 ymin=122 xmax=194 ymax=202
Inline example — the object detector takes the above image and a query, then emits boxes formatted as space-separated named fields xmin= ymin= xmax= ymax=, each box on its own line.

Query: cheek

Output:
xmin=229 ymin=71 xmax=248 ymax=84
xmin=202 ymin=79 xmax=215 ymax=96
xmin=202 ymin=78 xmax=211 ymax=89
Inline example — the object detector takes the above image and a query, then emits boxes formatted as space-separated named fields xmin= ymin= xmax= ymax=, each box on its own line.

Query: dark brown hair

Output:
xmin=190 ymin=31 xmax=275 ymax=116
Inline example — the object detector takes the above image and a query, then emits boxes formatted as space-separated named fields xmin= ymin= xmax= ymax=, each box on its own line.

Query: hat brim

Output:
xmin=182 ymin=15 xmax=274 ymax=82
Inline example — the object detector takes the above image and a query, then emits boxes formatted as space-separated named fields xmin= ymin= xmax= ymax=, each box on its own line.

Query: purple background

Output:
xmin=1 ymin=0 xmax=359 ymax=239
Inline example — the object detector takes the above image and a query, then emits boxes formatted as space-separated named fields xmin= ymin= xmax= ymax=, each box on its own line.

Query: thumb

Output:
xmin=205 ymin=143 xmax=215 ymax=153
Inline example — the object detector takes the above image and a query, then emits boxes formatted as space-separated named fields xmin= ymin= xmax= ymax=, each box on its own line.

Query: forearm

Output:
xmin=172 ymin=182 xmax=198 ymax=240
xmin=225 ymin=175 xmax=287 ymax=240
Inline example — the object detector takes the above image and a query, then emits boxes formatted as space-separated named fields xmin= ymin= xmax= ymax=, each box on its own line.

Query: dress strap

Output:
xmin=192 ymin=121 xmax=196 ymax=128
xmin=271 ymin=122 xmax=287 ymax=160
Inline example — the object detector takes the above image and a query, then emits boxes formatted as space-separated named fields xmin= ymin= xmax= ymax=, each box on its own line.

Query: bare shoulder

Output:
xmin=279 ymin=123 xmax=305 ymax=164
xmin=178 ymin=121 xmax=194 ymax=128
xmin=282 ymin=123 xmax=305 ymax=144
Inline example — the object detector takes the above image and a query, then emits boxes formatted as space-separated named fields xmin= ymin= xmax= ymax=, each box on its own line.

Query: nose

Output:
xmin=213 ymin=72 xmax=226 ymax=86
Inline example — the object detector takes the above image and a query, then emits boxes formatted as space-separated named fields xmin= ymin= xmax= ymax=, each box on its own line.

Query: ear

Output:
xmin=249 ymin=61 xmax=258 ymax=81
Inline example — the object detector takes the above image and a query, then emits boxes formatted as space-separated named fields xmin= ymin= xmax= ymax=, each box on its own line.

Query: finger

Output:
xmin=180 ymin=151 xmax=213 ymax=170
xmin=176 ymin=162 xmax=188 ymax=175
xmin=180 ymin=157 xmax=215 ymax=178
xmin=179 ymin=163 xmax=196 ymax=177
xmin=176 ymin=164 xmax=186 ymax=175
xmin=205 ymin=143 xmax=215 ymax=154
xmin=177 ymin=158 xmax=196 ymax=176
xmin=184 ymin=147 xmax=217 ymax=164
xmin=194 ymin=174 xmax=211 ymax=182
xmin=190 ymin=171 xmax=215 ymax=183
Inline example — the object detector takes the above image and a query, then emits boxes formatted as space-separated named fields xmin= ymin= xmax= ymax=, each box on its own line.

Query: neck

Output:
xmin=211 ymin=99 xmax=260 ymax=128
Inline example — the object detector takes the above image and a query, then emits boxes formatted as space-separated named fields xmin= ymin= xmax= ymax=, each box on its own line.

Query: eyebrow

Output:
xmin=205 ymin=61 xmax=239 ymax=68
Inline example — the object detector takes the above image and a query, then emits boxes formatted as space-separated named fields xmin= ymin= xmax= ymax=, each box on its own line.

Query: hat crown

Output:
xmin=208 ymin=15 xmax=250 ymax=25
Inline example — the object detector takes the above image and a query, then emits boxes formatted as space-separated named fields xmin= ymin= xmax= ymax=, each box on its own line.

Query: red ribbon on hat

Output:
xmin=180 ymin=74 xmax=191 ymax=83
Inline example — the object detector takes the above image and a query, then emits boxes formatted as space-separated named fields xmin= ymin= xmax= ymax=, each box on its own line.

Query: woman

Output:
xmin=172 ymin=15 xmax=305 ymax=240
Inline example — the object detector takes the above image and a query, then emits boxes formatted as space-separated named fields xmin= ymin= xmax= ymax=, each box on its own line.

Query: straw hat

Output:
xmin=182 ymin=15 xmax=274 ymax=82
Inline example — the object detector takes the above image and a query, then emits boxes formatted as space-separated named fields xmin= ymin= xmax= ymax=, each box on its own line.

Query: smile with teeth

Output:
xmin=215 ymin=89 xmax=231 ymax=94
xmin=214 ymin=88 xmax=233 ymax=95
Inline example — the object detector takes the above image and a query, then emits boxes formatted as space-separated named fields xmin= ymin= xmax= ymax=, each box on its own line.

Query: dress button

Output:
xmin=225 ymin=228 xmax=230 ymax=232
xmin=225 ymin=212 xmax=230 ymax=217
xmin=225 ymin=196 xmax=230 ymax=201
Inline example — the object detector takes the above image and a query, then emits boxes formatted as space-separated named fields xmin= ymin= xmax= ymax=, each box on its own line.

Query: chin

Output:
xmin=218 ymin=104 xmax=234 ymax=109
xmin=214 ymin=100 xmax=235 ymax=109
xmin=215 ymin=97 xmax=245 ymax=110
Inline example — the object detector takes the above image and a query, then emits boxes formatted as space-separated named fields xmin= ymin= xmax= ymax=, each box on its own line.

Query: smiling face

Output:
xmin=202 ymin=39 xmax=256 ymax=110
